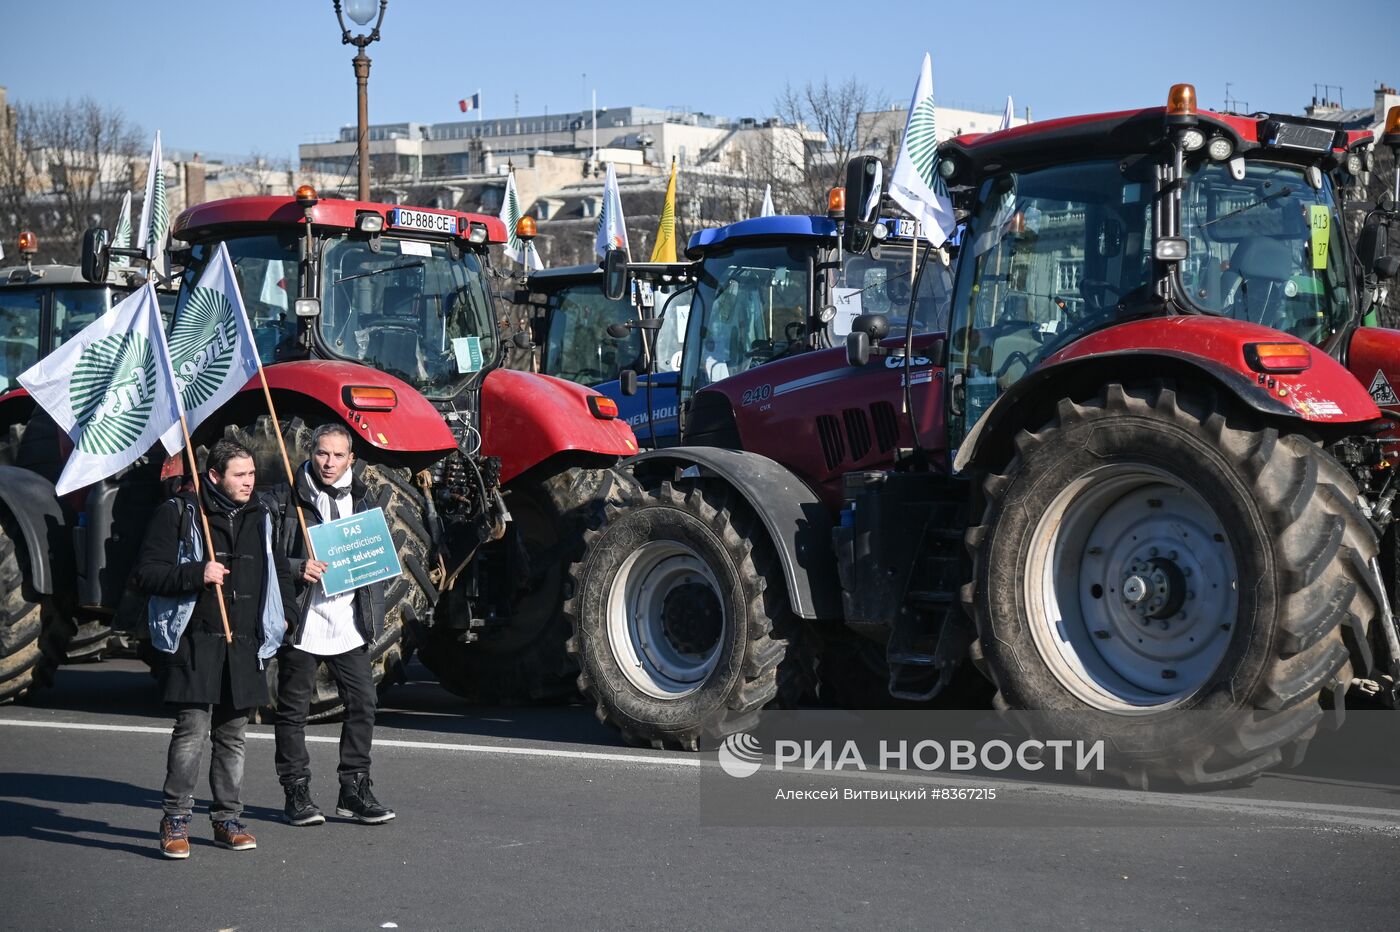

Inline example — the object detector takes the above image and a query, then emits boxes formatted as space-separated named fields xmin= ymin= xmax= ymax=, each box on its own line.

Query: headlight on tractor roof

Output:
xmin=1207 ymin=137 xmax=1234 ymax=161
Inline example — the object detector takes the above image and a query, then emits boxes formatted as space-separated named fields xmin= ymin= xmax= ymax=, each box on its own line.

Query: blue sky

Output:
xmin=2 ymin=0 xmax=1396 ymax=161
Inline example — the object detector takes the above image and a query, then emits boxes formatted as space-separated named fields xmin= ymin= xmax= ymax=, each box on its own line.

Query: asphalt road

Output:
xmin=2 ymin=658 xmax=1398 ymax=931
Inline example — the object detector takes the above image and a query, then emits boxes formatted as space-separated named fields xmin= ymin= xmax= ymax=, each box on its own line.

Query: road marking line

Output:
xmin=0 ymin=718 xmax=700 ymax=768
xmin=4 ymin=717 xmax=1397 ymax=830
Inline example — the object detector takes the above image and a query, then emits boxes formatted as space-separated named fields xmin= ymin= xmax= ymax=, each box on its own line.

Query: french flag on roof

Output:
xmin=458 ymin=92 xmax=480 ymax=113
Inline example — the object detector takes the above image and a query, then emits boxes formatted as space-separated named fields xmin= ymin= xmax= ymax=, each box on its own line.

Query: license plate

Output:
xmin=892 ymin=218 xmax=922 ymax=239
xmin=388 ymin=208 xmax=458 ymax=235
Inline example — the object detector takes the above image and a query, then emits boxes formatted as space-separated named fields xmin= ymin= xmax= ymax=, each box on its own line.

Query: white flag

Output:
xmin=889 ymin=53 xmax=957 ymax=247
xmin=499 ymin=168 xmax=542 ymax=270
xmin=136 ymin=130 xmax=169 ymax=276
xmin=1000 ymin=96 xmax=1015 ymax=131
xmin=759 ymin=184 xmax=775 ymax=217
xmin=111 ymin=190 xmax=133 ymax=269
xmin=18 ymin=285 xmax=181 ymax=495
xmin=259 ymin=258 xmax=289 ymax=311
xmin=594 ymin=162 xmax=630 ymax=260
xmin=159 ymin=242 xmax=262 ymax=455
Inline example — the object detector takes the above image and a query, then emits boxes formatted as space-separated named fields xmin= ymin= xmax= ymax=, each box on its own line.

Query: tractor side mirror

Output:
xmin=81 ymin=227 xmax=111 ymax=283
xmin=620 ymin=369 xmax=638 ymax=396
xmin=844 ymin=156 xmax=883 ymax=226
xmin=843 ymin=156 xmax=884 ymax=256
xmin=846 ymin=331 xmax=871 ymax=367
xmin=606 ymin=322 xmax=630 ymax=339
xmin=1357 ymin=213 xmax=1391 ymax=276
xmin=603 ymin=248 xmax=628 ymax=301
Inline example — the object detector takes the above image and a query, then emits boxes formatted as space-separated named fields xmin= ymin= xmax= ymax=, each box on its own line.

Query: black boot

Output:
xmin=283 ymin=778 xmax=325 ymax=827
xmin=336 ymin=773 xmax=395 ymax=824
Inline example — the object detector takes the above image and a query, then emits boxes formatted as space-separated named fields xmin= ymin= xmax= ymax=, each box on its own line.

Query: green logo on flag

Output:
xmin=147 ymin=165 xmax=168 ymax=253
xmin=70 ymin=332 xmax=158 ymax=455
xmin=169 ymin=286 xmax=238 ymax=410
xmin=905 ymin=97 xmax=947 ymax=196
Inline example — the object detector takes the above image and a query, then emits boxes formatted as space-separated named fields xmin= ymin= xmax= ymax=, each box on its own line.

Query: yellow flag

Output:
xmin=650 ymin=158 xmax=678 ymax=263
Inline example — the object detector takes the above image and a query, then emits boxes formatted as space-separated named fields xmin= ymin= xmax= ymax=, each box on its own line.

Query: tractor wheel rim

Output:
xmin=1024 ymin=463 xmax=1238 ymax=711
xmin=606 ymin=540 xmax=727 ymax=700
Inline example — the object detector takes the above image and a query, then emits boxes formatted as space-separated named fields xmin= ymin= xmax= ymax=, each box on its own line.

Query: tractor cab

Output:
xmin=123 ymin=189 xmax=507 ymax=405
xmin=1 ymin=232 xmax=176 ymax=393
xmin=678 ymin=213 xmax=951 ymax=415
xmin=523 ymin=261 xmax=692 ymax=387
xmin=933 ymin=84 xmax=1385 ymax=449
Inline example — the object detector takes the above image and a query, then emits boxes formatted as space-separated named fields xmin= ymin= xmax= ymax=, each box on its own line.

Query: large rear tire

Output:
xmin=564 ymin=478 xmax=801 ymax=749
xmin=1 ymin=419 xmax=110 ymax=667
xmin=186 ymin=415 xmax=431 ymax=722
xmin=964 ymin=383 xmax=1377 ymax=789
xmin=418 ymin=466 xmax=627 ymax=704
xmin=0 ymin=511 xmax=62 ymax=702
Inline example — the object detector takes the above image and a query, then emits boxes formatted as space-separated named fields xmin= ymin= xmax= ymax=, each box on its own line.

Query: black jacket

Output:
xmin=267 ymin=463 xmax=387 ymax=650
xmin=132 ymin=486 xmax=298 ymax=708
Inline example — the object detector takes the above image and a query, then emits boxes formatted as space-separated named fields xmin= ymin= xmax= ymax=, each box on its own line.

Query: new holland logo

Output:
xmin=1368 ymin=369 xmax=1399 ymax=406
xmin=69 ymin=332 xmax=158 ymax=455
xmin=168 ymin=286 xmax=238 ymax=410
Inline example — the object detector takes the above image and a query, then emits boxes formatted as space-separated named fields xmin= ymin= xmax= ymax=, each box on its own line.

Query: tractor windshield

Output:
xmin=319 ymin=235 xmax=497 ymax=397
xmin=1179 ymin=161 xmax=1351 ymax=342
xmin=543 ymin=282 xmax=688 ymax=387
xmin=680 ymin=244 xmax=812 ymax=400
xmin=178 ymin=234 xmax=304 ymax=366
xmin=949 ymin=159 xmax=1154 ymax=429
xmin=838 ymin=243 xmax=953 ymax=337
xmin=544 ymin=285 xmax=638 ymax=386
xmin=0 ymin=287 xmax=41 ymax=392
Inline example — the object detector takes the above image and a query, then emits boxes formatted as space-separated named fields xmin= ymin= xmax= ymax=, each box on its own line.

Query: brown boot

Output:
xmin=212 ymin=818 xmax=257 ymax=850
xmin=159 ymin=815 xmax=191 ymax=859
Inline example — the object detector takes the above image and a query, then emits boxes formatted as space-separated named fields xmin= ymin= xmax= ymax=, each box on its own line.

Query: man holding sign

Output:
xmin=271 ymin=424 xmax=396 ymax=826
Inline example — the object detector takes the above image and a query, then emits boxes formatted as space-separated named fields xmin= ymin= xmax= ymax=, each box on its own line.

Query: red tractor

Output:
xmin=0 ymin=188 xmax=638 ymax=716
xmin=563 ymin=85 xmax=1400 ymax=786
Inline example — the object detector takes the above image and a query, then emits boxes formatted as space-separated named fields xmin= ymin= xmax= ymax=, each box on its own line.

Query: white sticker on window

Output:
xmin=452 ymin=336 xmax=484 ymax=373
xmin=830 ymin=287 xmax=864 ymax=337
xmin=398 ymin=240 xmax=433 ymax=257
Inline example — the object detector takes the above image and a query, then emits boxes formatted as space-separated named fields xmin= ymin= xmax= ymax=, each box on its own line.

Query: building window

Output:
xmin=1055 ymin=258 xmax=1083 ymax=292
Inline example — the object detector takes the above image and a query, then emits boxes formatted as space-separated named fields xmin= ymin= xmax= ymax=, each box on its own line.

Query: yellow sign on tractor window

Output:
xmin=1310 ymin=205 xmax=1331 ymax=270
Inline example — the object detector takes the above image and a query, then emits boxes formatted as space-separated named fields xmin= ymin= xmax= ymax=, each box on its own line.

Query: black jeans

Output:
xmin=163 ymin=701 xmax=248 ymax=821
xmin=274 ymin=644 xmax=375 ymax=787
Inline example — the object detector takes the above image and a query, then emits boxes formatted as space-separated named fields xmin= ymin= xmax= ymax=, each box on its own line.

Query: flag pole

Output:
xmin=177 ymin=414 xmax=234 ymax=645
xmin=254 ymin=363 xmax=316 ymax=560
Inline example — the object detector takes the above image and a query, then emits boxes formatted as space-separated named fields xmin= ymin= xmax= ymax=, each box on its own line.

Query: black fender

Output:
xmin=0 ymin=466 xmax=71 ymax=595
xmin=954 ymin=350 xmax=1306 ymax=474
xmin=627 ymin=446 xmax=841 ymax=620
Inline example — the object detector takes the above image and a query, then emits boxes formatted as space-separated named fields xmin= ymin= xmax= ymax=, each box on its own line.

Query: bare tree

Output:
xmin=0 ymin=96 xmax=142 ymax=263
xmin=769 ymin=76 xmax=882 ymax=214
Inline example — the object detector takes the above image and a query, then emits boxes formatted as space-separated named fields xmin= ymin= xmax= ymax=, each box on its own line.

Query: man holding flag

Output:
xmin=142 ymin=242 xmax=295 ymax=858
xmin=16 ymin=270 xmax=296 ymax=858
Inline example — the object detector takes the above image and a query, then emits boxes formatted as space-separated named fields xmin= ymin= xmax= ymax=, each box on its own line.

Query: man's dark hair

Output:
xmin=310 ymin=422 xmax=354 ymax=452
xmin=206 ymin=439 xmax=255 ymax=475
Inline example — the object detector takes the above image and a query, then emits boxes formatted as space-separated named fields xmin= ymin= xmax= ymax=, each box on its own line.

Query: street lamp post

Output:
xmin=333 ymin=0 xmax=387 ymax=201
